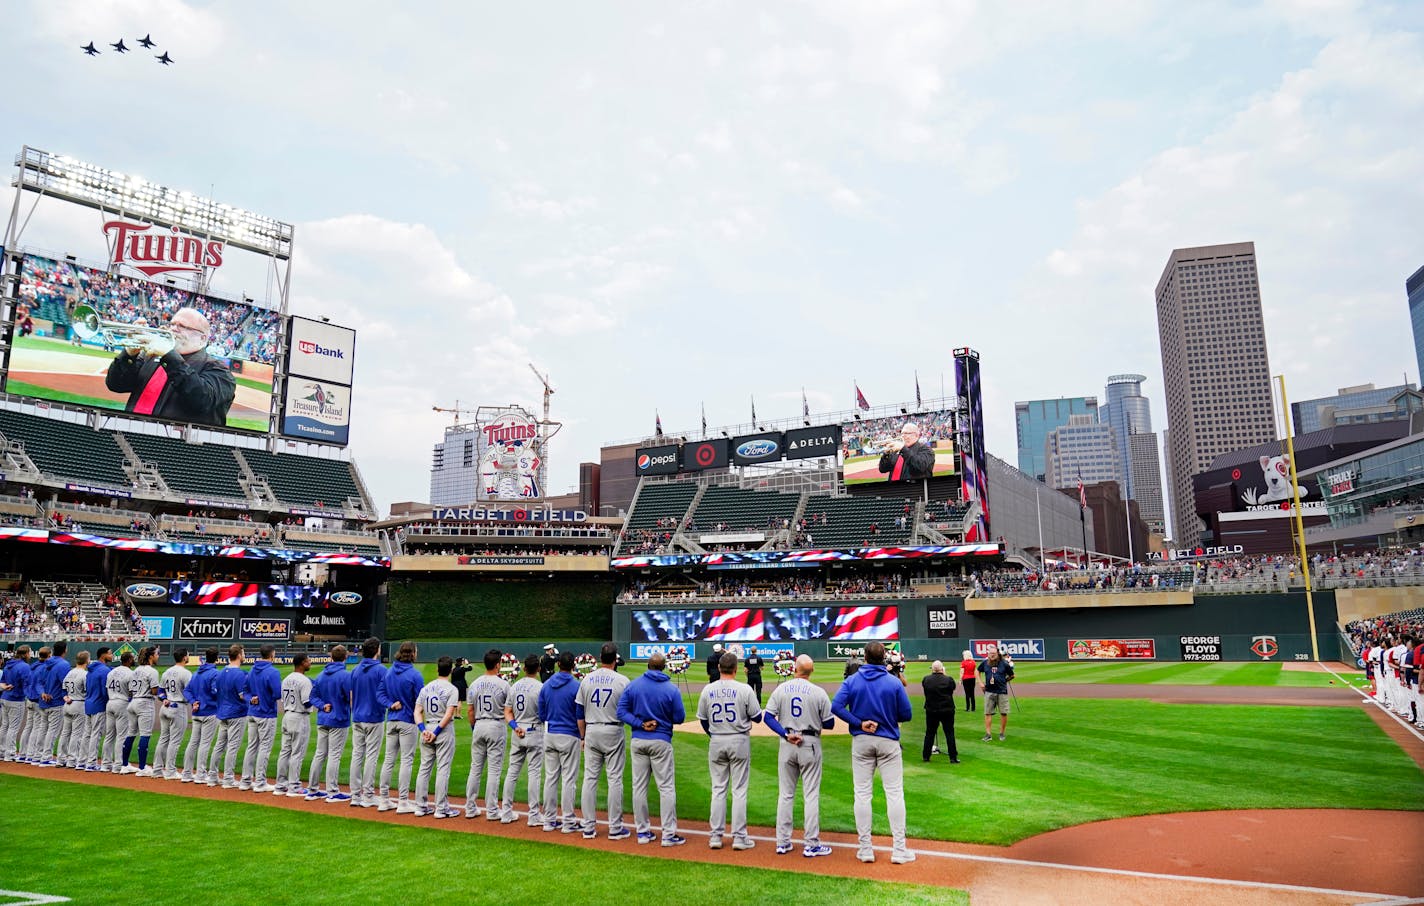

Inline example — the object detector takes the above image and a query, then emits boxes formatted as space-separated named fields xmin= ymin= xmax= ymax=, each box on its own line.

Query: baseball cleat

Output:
xmin=304 ymin=790 xmax=326 ymax=801
xmin=775 ymin=843 xmax=793 ymax=855
xmin=121 ymin=765 xmax=139 ymax=774
xmin=434 ymin=809 xmax=458 ymax=820
xmin=582 ymin=829 xmax=598 ymax=840
xmin=607 ymin=828 xmax=631 ymax=841
xmin=500 ymin=814 xmax=518 ymax=824
xmin=892 ymin=851 xmax=917 ymax=864
xmin=661 ymin=835 xmax=686 ymax=847
xmin=135 ymin=767 xmax=156 ymax=777
xmin=998 ymin=733 xmax=1006 ymax=741
xmin=378 ymin=800 xmax=393 ymax=812
xmin=398 ymin=803 xmax=417 ymax=815
xmin=542 ymin=821 xmax=561 ymax=833
xmin=286 ymin=788 xmax=308 ymax=798
xmin=732 ymin=839 xmax=756 ymax=851
xmin=636 ymin=832 xmax=657 ymax=845
xmin=708 ymin=837 xmax=723 ymax=850
xmin=327 ymin=792 xmax=352 ymax=803
xmin=981 ymin=734 xmax=992 ymax=741
xmin=561 ymin=823 xmax=581 ymax=834
xmin=803 ymin=845 xmax=833 ymax=858
xmin=857 ymin=849 xmax=875 ymax=863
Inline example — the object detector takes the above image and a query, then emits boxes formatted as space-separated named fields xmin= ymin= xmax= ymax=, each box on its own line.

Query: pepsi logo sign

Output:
xmin=329 ymin=591 xmax=363 ymax=606
xmin=125 ymin=583 xmax=168 ymax=600
xmin=737 ymin=439 xmax=778 ymax=458
xmin=637 ymin=454 xmax=651 ymax=470
xmin=637 ymin=452 xmax=676 ymax=471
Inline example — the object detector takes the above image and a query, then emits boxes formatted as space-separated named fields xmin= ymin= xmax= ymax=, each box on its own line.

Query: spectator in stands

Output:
xmin=104 ymin=306 xmax=236 ymax=427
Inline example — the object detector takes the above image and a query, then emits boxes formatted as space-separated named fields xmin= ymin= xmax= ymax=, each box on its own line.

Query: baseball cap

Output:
xmin=543 ymin=644 xmax=555 ymax=651
xmin=713 ymin=643 xmax=723 ymax=652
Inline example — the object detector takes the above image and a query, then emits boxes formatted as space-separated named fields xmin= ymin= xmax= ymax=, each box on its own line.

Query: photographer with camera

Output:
xmin=978 ymin=645 xmax=1015 ymax=742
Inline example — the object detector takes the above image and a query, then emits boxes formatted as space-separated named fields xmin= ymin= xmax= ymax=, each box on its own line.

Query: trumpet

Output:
xmin=68 ymin=302 xmax=175 ymax=357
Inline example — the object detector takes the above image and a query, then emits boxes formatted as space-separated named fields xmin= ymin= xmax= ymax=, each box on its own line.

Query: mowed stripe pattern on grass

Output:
xmin=0 ymin=776 xmax=966 ymax=906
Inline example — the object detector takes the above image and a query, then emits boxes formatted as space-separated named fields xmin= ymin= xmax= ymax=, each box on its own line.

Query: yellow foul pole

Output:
xmin=1276 ymin=374 xmax=1319 ymax=661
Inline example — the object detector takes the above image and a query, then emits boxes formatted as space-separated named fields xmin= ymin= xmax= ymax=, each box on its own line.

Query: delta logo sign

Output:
xmin=104 ymin=220 xmax=224 ymax=278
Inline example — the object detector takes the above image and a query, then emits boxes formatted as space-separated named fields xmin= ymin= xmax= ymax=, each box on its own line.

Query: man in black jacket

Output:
xmin=538 ymin=644 xmax=558 ymax=682
xmin=744 ymin=646 xmax=764 ymax=705
xmin=104 ymin=307 xmax=236 ymax=427
xmin=877 ymin=422 xmax=936 ymax=482
xmin=705 ymin=644 xmax=723 ymax=683
xmin=920 ymin=660 xmax=959 ymax=763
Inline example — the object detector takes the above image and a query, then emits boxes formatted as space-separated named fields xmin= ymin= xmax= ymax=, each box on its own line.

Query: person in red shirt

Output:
xmin=959 ymin=650 xmax=977 ymax=712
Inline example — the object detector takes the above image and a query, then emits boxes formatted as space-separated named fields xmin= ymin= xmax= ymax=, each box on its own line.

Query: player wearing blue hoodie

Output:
xmin=239 ymin=644 xmax=282 ymax=792
xmin=306 ymin=645 xmax=353 ymax=802
xmin=348 ymin=638 xmax=386 ymax=808
xmin=181 ymin=648 xmax=220 ymax=784
xmin=536 ymin=651 xmax=581 ymax=833
xmin=831 ymin=641 xmax=915 ymax=865
xmin=377 ymin=641 xmax=423 ymax=813
xmin=81 ymin=648 xmax=111 ymax=771
xmin=36 ymin=641 xmax=70 ymax=766
xmin=213 ymin=645 xmax=248 ymax=788
xmin=0 ymin=646 xmax=32 ymax=761
xmin=617 ymin=652 xmax=687 ymax=847
xmin=20 ymin=648 xmax=50 ymax=763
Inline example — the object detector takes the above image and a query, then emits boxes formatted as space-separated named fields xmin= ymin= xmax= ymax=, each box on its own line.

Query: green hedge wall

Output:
xmin=386 ymin=577 xmax=612 ymax=640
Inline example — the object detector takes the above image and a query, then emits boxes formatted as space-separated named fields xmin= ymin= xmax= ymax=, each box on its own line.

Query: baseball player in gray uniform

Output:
xmin=695 ymin=650 xmax=762 ymax=851
xmin=181 ymin=648 xmax=220 ymax=784
xmin=129 ymin=646 xmax=162 ymax=777
xmin=58 ymin=651 xmax=89 ymax=768
xmin=500 ymin=653 xmax=544 ymax=826
xmin=103 ymin=651 xmax=135 ymax=774
xmin=156 ymin=648 xmax=192 ymax=780
xmin=465 ymin=649 xmax=509 ymax=819
xmin=576 ymin=642 xmax=631 ymax=840
xmin=414 ymin=656 xmax=461 ymax=818
xmin=274 ymin=653 xmax=314 ymax=797
xmin=304 ymin=645 xmax=352 ymax=802
xmin=763 ymin=654 xmax=835 ymax=857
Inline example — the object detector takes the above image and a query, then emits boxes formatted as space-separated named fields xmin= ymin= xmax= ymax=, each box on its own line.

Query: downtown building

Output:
xmin=1044 ymin=414 xmax=1121 ymax=491
xmin=1409 ymin=264 xmax=1424 ymax=385
xmin=1100 ymin=373 xmax=1166 ymax=534
xmin=1015 ymin=397 xmax=1098 ymax=483
xmin=1155 ymin=242 xmax=1276 ymax=547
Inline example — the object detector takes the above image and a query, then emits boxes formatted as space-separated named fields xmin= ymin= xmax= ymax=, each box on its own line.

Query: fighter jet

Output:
xmin=82 ymin=42 xmax=100 ymax=56
xmin=138 ymin=34 xmax=156 ymax=49
xmin=111 ymin=39 xmax=128 ymax=53
xmin=156 ymin=52 xmax=173 ymax=65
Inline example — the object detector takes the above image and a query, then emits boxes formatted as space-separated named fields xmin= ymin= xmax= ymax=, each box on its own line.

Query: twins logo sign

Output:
xmin=1250 ymin=635 xmax=1279 ymax=660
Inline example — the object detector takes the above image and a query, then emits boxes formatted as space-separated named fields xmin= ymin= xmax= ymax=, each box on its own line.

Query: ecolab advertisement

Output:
xmin=287 ymin=316 xmax=356 ymax=386
xmin=280 ymin=379 xmax=351 ymax=444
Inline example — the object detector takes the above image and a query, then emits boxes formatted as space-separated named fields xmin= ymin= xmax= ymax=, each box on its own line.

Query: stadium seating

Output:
xmin=802 ymin=494 xmax=914 ymax=547
xmin=241 ymin=448 xmax=365 ymax=511
xmin=288 ymin=538 xmax=382 ymax=554
xmin=624 ymin=481 xmax=698 ymax=531
xmin=121 ymin=432 xmax=247 ymax=500
xmin=689 ymin=485 xmax=800 ymax=533
xmin=0 ymin=409 xmax=132 ymax=489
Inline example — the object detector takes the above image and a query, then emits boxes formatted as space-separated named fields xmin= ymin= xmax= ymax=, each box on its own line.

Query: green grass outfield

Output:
xmin=0 ymin=776 xmax=965 ymax=906
xmin=60 ymin=661 xmax=1419 ymax=846
xmin=893 ymin=660 xmax=1349 ymax=687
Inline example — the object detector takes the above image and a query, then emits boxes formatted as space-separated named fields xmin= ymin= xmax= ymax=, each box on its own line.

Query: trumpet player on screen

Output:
xmin=105 ymin=306 xmax=236 ymax=427
xmin=877 ymin=421 xmax=935 ymax=482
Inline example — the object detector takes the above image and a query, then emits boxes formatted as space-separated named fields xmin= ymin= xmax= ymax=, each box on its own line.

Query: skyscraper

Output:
xmin=1014 ymin=397 xmax=1098 ymax=483
xmin=1044 ymin=415 xmax=1120 ymax=491
xmin=1291 ymin=382 xmax=1416 ymax=434
xmin=1100 ymin=374 xmax=1152 ymax=498
xmin=1155 ymin=242 xmax=1276 ymax=547
xmin=1128 ymin=433 xmax=1165 ymax=534
xmin=1408 ymin=264 xmax=1424 ymax=385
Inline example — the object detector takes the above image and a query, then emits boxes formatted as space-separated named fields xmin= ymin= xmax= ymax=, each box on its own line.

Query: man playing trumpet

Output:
xmin=104 ymin=306 xmax=236 ymax=427
xmin=877 ymin=421 xmax=936 ymax=482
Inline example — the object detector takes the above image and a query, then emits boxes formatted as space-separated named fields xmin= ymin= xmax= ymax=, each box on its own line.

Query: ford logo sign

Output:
xmin=737 ymin=439 xmax=778 ymax=458
xmin=126 ymin=583 xmax=168 ymax=599
xmin=637 ymin=454 xmax=651 ymax=470
xmin=329 ymin=591 xmax=363 ymax=605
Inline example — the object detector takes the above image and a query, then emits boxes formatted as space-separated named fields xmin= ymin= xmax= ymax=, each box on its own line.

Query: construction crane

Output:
xmin=527 ymin=364 xmax=564 ymax=486
xmin=432 ymin=400 xmax=480 ymax=425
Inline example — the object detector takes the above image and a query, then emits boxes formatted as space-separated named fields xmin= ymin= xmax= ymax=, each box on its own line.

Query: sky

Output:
xmin=2 ymin=0 xmax=1421 ymax=519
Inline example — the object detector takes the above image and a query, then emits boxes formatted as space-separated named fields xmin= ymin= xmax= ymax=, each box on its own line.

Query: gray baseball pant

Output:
xmin=580 ymin=724 xmax=627 ymax=834
xmin=214 ymin=717 xmax=245 ymax=782
xmin=241 ymin=716 xmax=277 ymax=785
xmin=308 ymin=725 xmax=349 ymax=794
xmin=708 ymin=734 xmax=751 ymax=843
xmin=19 ymin=702 xmax=41 ymax=758
xmin=777 ymin=737 xmax=824 ymax=847
xmin=350 ymin=721 xmax=382 ymax=801
xmin=466 ymin=721 xmax=507 ymax=817
xmin=379 ymin=721 xmax=418 ymax=805
xmin=276 ymin=711 xmax=312 ymax=790
xmin=0 ymin=699 xmax=24 ymax=758
xmin=501 ymin=727 xmax=544 ymax=823
xmin=58 ymin=709 xmax=85 ymax=765
xmin=103 ymin=700 xmax=130 ymax=769
xmin=852 ymin=734 xmax=909 ymax=858
xmin=127 ymin=698 xmax=156 ymax=737
xmin=183 ymin=715 xmax=217 ymax=781
xmin=38 ymin=706 xmax=64 ymax=760
xmin=85 ymin=713 xmax=106 ymax=767
xmin=630 ymin=737 xmax=677 ymax=841
xmin=156 ymin=704 xmax=189 ymax=776
xmin=415 ymin=728 xmax=456 ymax=814
xmin=541 ymin=732 xmax=580 ymax=827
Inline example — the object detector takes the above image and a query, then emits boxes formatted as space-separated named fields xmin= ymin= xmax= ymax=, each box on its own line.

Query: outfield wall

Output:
xmin=386 ymin=577 xmax=613 ymax=640
xmin=611 ymin=592 xmax=1344 ymax=663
